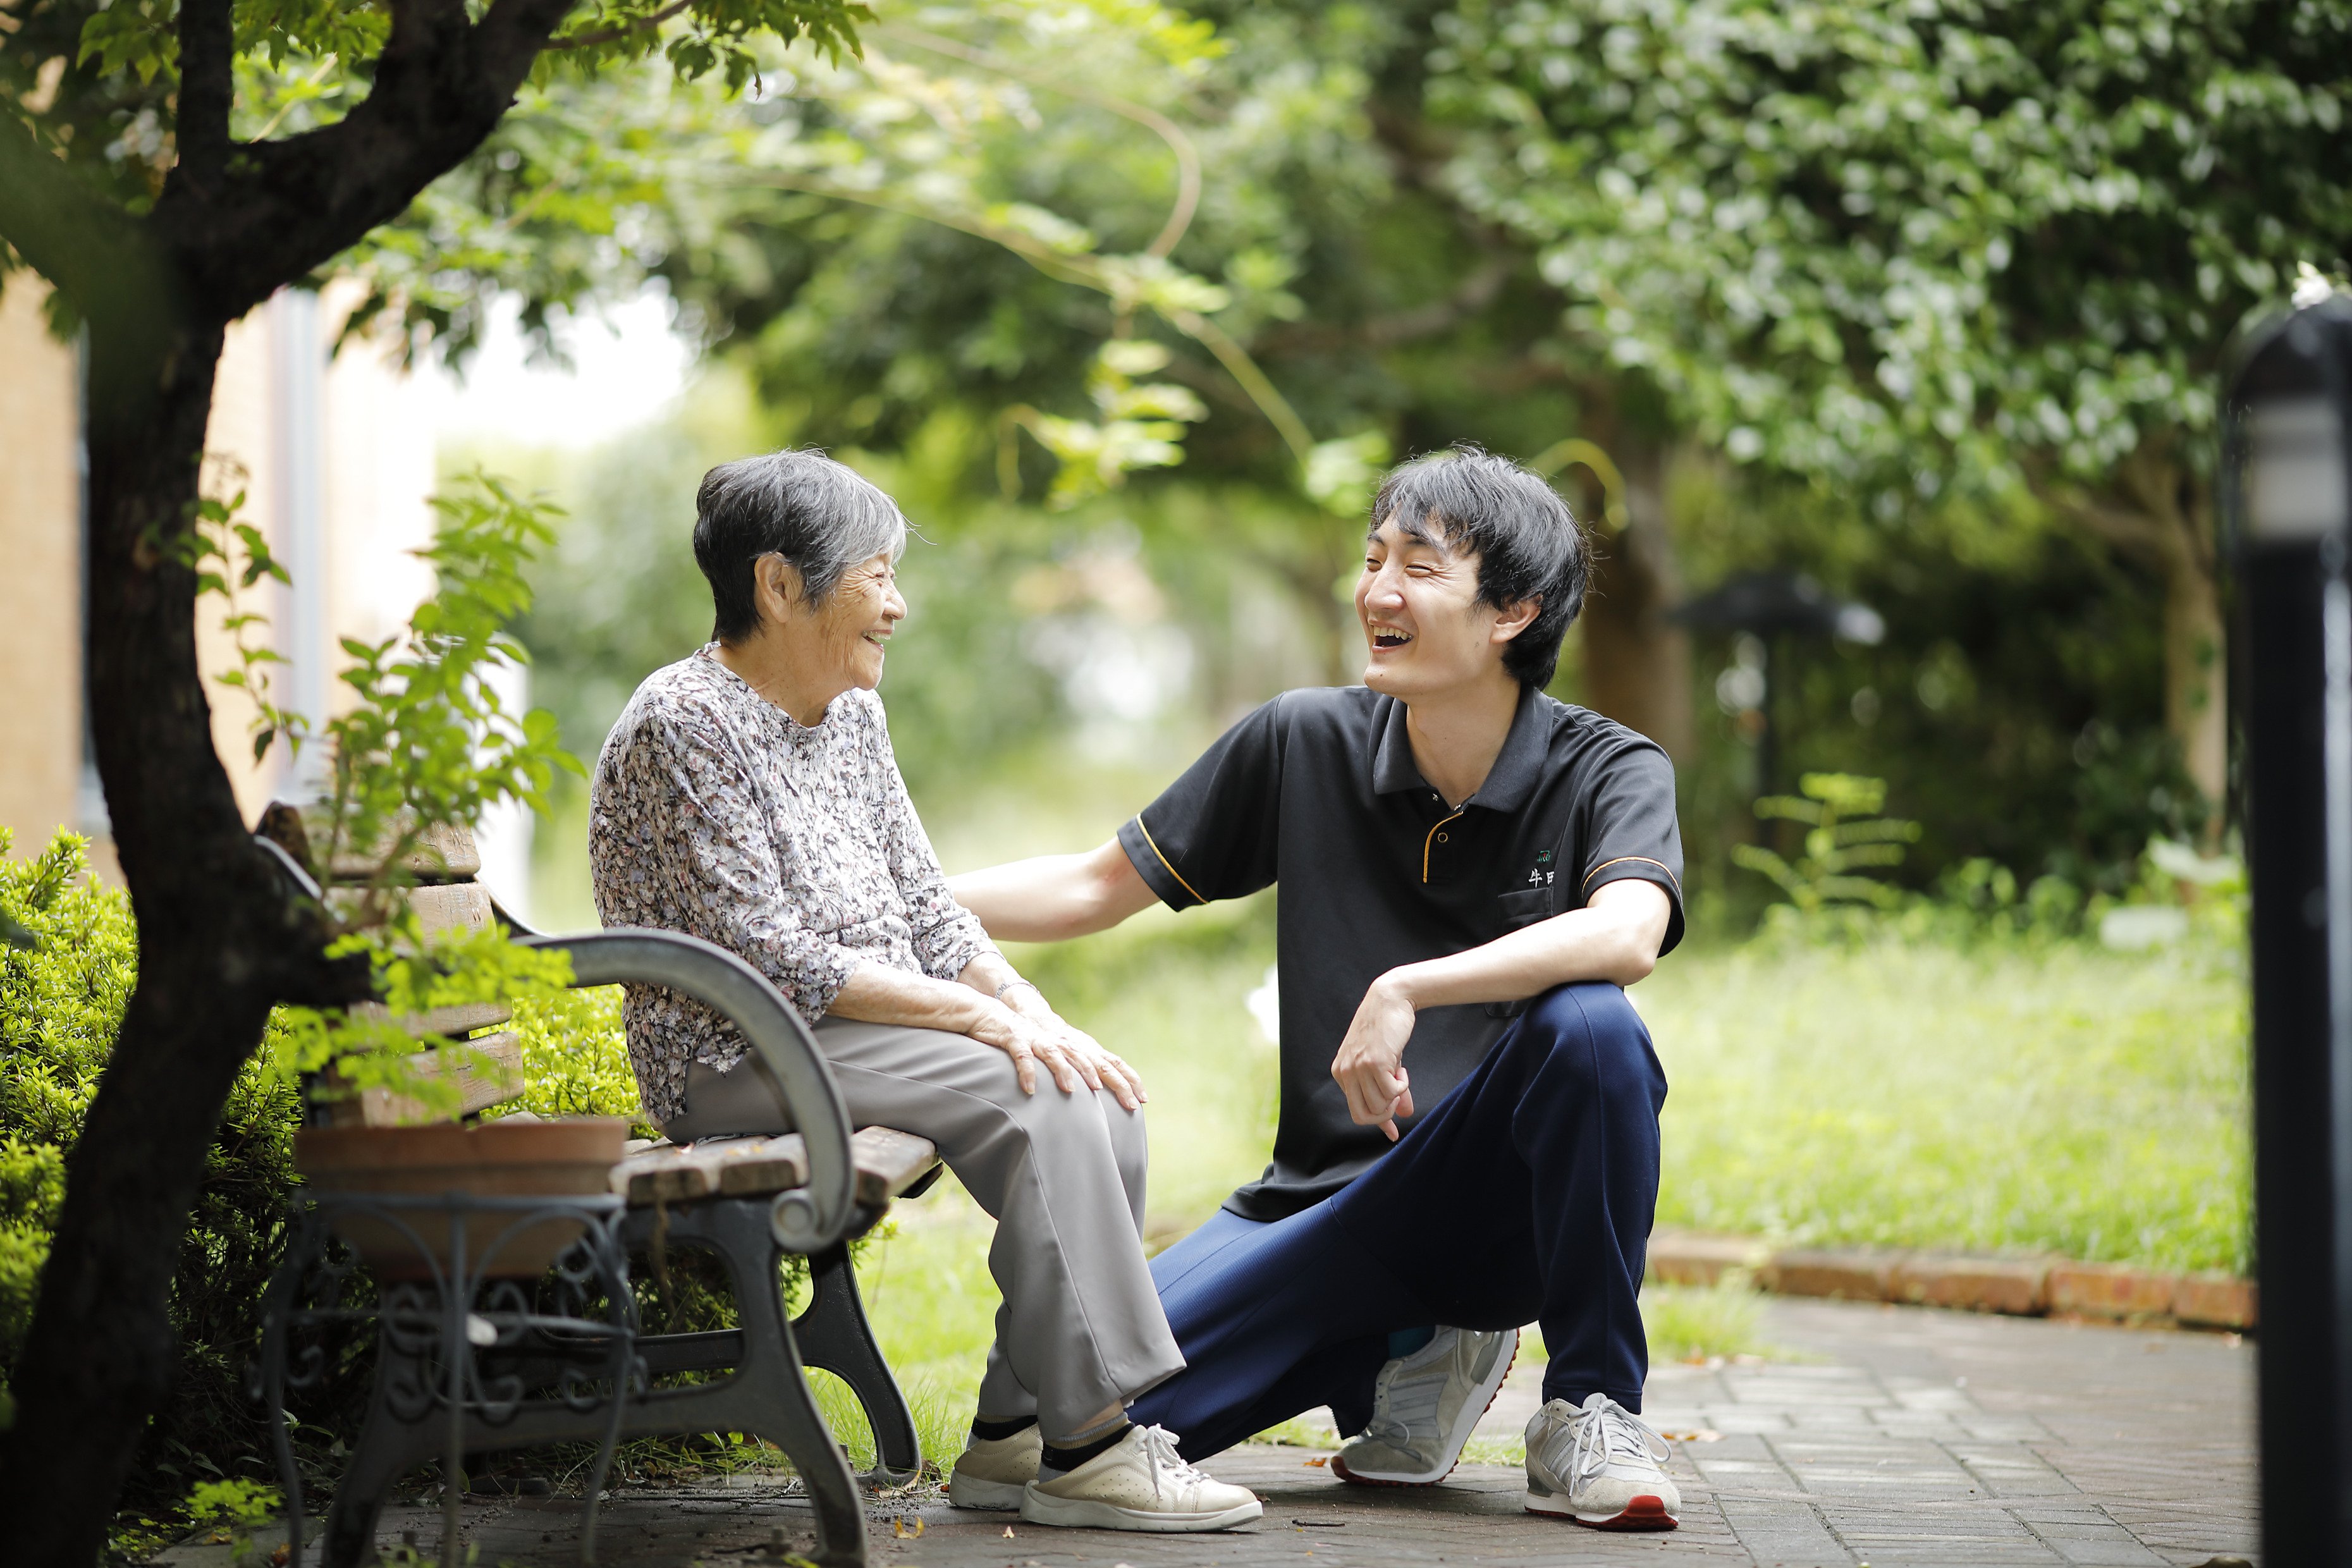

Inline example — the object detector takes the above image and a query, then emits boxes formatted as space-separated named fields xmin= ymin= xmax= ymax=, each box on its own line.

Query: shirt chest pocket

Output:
xmin=1496 ymin=885 xmax=1555 ymax=931
xmin=1486 ymin=886 xmax=1558 ymax=1018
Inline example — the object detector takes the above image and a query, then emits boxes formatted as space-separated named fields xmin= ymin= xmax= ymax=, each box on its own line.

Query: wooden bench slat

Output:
xmin=851 ymin=1127 xmax=939 ymax=1207
xmin=321 ymin=1032 xmax=525 ymax=1128
xmin=346 ymin=1000 xmax=513 ymax=1038
xmin=613 ymin=1134 xmax=811 ymax=1205
xmin=407 ymin=883 xmax=496 ymax=944
xmin=611 ymin=1126 xmax=940 ymax=1210
xmin=257 ymin=802 xmax=484 ymax=883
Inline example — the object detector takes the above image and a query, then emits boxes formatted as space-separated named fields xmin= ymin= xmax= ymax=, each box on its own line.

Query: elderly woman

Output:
xmin=587 ymin=450 xmax=1258 ymax=1533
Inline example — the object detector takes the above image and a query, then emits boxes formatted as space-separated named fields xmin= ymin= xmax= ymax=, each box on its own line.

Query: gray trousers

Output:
xmin=662 ymin=1017 xmax=1185 ymax=1442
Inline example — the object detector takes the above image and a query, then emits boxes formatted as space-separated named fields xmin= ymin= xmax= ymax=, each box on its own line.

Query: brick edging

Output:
xmin=1647 ymin=1230 xmax=2257 ymax=1332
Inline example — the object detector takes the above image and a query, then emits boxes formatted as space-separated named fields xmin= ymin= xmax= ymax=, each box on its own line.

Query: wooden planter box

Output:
xmin=293 ymin=1118 xmax=629 ymax=1280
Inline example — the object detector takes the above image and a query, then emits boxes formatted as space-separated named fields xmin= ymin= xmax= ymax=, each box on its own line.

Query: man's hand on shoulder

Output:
xmin=1332 ymin=974 xmax=1418 ymax=1141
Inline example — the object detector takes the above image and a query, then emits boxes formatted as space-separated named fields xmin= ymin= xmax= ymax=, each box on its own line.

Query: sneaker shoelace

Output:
xmin=1566 ymin=1398 xmax=1670 ymax=1490
xmin=1137 ymin=1424 xmax=1215 ymax=1503
xmin=1360 ymin=1337 xmax=1462 ymax=1445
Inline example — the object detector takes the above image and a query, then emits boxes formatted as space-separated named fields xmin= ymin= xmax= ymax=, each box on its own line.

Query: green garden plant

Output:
xmin=1731 ymin=773 xmax=1923 ymax=912
xmin=183 ymin=1478 xmax=283 ymax=1564
xmin=0 ymin=830 xmax=319 ymax=1537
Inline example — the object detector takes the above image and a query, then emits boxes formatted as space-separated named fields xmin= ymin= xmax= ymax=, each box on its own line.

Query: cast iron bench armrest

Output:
xmin=515 ymin=926 xmax=858 ymax=1256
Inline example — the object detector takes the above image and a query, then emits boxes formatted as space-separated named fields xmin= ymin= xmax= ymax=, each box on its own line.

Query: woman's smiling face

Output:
xmin=806 ymin=551 xmax=906 ymax=694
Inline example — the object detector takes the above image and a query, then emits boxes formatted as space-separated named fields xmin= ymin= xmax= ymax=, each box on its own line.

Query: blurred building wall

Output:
xmin=0 ymin=275 xmax=85 ymax=859
xmin=0 ymin=276 xmax=437 ymax=868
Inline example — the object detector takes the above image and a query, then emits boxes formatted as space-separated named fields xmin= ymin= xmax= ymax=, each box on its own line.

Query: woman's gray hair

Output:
xmin=693 ymin=450 xmax=909 ymax=642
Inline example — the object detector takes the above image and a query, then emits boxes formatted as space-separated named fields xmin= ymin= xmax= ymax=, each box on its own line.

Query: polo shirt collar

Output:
xmin=1369 ymin=683 xmax=1550 ymax=812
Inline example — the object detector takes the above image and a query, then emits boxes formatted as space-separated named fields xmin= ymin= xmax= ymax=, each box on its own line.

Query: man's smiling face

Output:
xmin=1355 ymin=511 xmax=1521 ymax=699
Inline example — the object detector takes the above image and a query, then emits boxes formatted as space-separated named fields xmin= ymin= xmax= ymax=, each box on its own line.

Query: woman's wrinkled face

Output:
xmin=756 ymin=548 xmax=907 ymax=701
xmin=809 ymin=551 xmax=907 ymax=694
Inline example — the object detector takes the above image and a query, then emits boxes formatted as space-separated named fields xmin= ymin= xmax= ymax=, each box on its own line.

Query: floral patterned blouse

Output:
xmin=587 ymin=646 xmax=994 ymax=1124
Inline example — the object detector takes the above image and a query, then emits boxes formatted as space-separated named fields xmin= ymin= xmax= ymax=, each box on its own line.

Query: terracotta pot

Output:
xmin=293 ymin=1118 xmax=629 ymax=1280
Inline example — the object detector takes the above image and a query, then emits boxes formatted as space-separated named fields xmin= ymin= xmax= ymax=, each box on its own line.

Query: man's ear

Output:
xmin=1491 ymin=593 xmax=1543 ymax=645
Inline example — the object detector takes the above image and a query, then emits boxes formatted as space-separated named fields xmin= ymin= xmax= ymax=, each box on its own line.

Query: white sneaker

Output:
xmin=1522 ymin=1392 xmax=1679 ymax=1530
xmin=1019 ymin=1424 xmax=1264 ymax=1533
xmin=948 ymin=1424 xmax=1040 ymax=1509
xmin=1333 ymin=1326 xmax=1518 ymax=1486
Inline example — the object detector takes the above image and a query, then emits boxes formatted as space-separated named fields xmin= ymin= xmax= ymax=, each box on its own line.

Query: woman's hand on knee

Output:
xmin=1038 ymin=1016 xmax=1148 ymax=1112
xmin=968 ymin=998 xmax=1147 ymax=1110
xmin=967 ymin=1003 xmax=1110 ymax=1102
xmin=1005 ymin=985 xmax=1146 ymax=1110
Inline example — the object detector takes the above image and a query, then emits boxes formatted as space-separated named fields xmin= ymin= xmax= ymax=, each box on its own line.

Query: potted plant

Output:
xmin=229 ymin=477 xmax=627 ymax=1280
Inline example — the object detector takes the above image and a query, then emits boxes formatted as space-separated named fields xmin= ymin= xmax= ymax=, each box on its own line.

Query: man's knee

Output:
xmin=1519 ymin=982 xmax=1651 ymax=1081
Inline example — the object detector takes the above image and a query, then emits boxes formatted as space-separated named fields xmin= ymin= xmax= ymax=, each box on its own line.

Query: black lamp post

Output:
xmin=2226 ymin=295 xmax=2352 ymax=1562
xmin=1672 ymin=569 xmax=1884 ymax=799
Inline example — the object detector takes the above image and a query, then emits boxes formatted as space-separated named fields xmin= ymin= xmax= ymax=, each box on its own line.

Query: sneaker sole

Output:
xmin=946 ymin=1472 xmax=1029 ymax=1510
xmin=1018 ymin=1489 xmax=1265 ymax=1533
xmin=1332 ymin=1332 xmax=1521 ymax=1488
xmin=1524 ymin=1491 xmax=1678 ymax=1531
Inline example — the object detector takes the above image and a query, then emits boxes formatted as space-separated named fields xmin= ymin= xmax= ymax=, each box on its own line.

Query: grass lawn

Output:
xmin=1637 ymin=928 xmax=2250 ymax=1275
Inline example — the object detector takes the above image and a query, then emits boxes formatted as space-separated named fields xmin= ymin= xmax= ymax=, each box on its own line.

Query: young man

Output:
xmin=950 ymin=446 xmax=1687 ymax=1530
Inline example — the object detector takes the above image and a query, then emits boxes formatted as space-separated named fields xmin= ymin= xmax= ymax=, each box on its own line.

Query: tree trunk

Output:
xmin=2164 ymin=520 xmax=2229 ymax=840
xmin=1576 ymin=441 xmax=1693 ymax=759
xmin=0 ymin=306 xmax=357 ymax=1565
xmin=2060 ymin=438 xmax=2228 ymax=845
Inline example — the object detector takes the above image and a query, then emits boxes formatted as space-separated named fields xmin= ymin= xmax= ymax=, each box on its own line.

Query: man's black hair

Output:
xmin=1369 ymin=445 xmax=1590 ymax=689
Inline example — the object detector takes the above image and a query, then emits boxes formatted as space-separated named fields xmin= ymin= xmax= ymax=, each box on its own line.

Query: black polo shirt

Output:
xmin=1117 ymin=683 xmax=1684 ymax=1222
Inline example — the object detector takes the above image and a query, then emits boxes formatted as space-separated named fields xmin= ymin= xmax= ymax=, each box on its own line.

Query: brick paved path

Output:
xmin=331 ymin=1298 xmax=2255 ymax=1568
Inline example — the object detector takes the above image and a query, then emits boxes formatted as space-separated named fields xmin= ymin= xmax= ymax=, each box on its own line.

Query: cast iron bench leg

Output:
xmin=792 ymin=1241 xmax=924 ymax=1481
xmin=701 ymin=1201 xmax=869 ymax=1564
xmin=321 ymin=1333 xmax=449 ymax=1568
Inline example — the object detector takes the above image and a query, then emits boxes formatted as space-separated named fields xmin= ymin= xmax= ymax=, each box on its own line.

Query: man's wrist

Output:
xmin=1376 ymin=965 xmax=1428 ymax=1010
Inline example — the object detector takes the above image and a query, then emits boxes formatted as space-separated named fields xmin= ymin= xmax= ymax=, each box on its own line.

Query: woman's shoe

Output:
xmin=1019 ymin=1424 xmax=1263 ymax=1532
xmin=948 ymin=1424 xmax=1041 ymax=1509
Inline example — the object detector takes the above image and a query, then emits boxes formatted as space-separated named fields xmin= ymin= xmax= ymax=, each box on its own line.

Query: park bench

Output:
xmin=254 ymin=809 xmax=941 ymax=1568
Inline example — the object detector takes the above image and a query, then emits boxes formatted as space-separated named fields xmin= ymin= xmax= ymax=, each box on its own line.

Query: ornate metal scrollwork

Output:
xmin=252 ymin=1192 xmax=641 ymax=1568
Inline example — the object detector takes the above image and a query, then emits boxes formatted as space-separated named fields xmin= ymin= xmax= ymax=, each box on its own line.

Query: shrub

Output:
xmin=1 ymin=828 xmax=308 ymax=1514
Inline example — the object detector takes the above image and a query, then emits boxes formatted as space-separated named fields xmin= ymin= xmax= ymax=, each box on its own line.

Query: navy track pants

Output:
xmin=1127 ymin=981 xmax=1668 ymax=1462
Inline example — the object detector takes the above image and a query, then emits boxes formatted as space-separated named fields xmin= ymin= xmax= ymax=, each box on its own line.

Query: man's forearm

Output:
xmin=1384 ymin=883 xmax=1672 ymax=1010
xmin=947 ymin=838 xmax=1158 ymax=942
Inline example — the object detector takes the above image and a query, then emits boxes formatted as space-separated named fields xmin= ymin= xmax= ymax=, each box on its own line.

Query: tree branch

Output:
xmin=1259 ymin=253 xmax=1516 ymax=354
xmin=150 ymin=0 xmax=584 ymax=321
xmin=2037 ymin=478 xmax=2177 ymax=565
xmin=554 ymin=0 xmax=692 ymax=52
xmin=173 ymin=0 xmax=234 ymax=192
xmin=876 ymin=24 xmax=1203 ymax=260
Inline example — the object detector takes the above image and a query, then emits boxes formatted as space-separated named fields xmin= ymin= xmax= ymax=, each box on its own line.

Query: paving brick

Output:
xmin=2047 ymin=1261 xmax=2178 ymax=1320
xmin=1763 ymin=1246 xmax=1906 ymax=1301
xmin=1718 ymin=1497 xmax=1855 ymax=1564
xmin=1893 ymin=1253 xmax=2053 ymax=1316
xmin=2172 ymin=1271 xmax=2258 ymax=1330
